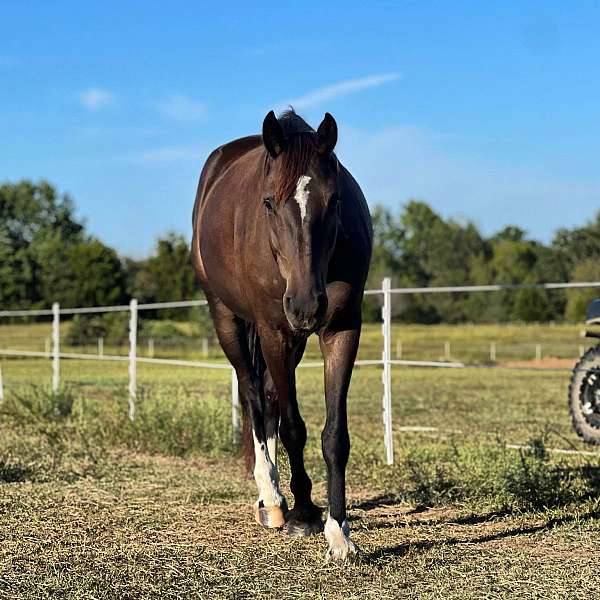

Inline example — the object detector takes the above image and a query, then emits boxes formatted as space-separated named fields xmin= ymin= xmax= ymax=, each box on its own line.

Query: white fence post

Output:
xmin=148 ymin=338 xmax=154 ymax=358
xmin=381 ymin=277 xmax=394 ymax=465
xmin=231 ymin=367 xmax=240 ymax=442
xmin=535 ymin=343 xmax=542 ymax=361
xmin=52 ymin=302 xmax=60 ymax=393
xmin=444 ymin=341 xmax=451 ymax=361
xmin=490 ymin=341 xmax=496 ymax=362
xmin=202 ymin=338 xmax=209 ymax=358
xmin=128 ymin=299 xmax=138 ymax=421
xmin=98 ymin=337 xmax=104 ymax=357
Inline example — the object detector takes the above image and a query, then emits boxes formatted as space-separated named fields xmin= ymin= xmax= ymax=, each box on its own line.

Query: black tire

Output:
xmin=569 ymin=344 xmax=600 ymax=444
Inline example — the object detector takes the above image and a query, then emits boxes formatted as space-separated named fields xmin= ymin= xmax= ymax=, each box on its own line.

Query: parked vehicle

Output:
xmin=569 ymin=299 xmax=600 ymax=444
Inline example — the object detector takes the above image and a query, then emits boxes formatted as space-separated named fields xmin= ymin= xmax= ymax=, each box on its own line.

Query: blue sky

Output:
xmin=1 ymin=1 xmax=599 ymax=256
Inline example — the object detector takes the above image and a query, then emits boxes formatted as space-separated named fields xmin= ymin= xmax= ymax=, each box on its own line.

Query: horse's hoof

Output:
xmin=324 ymin=516 xmax=359 ymax=563
xmin=254 ymin=503 xmax=287 ymax=529
xmin=286 ymin=505 xmax=323 ymax=537
xmin=325 ymin=540 xmax=360 ymax=564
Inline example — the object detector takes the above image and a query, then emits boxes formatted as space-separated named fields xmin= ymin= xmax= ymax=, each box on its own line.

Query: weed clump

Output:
xmin=0 ymin=384 xmax=234 ymax=482
xmin=395 ymin=435 xmax=593 ymax=512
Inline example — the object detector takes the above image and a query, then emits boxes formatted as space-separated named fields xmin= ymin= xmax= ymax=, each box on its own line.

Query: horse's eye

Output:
xmin=263 ymin=197 xmax=275 ymax=213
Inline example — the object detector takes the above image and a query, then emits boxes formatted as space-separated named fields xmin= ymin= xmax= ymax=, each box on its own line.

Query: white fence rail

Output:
xmin=1 ymin=279 xmax=600 ymax=464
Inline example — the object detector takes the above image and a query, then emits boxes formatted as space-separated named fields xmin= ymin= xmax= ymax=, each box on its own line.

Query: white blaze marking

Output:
xmin=252 ymin=432 xmax=284 ymax=507
xmin=324 ymin=514 xmax=358 ymax=562
xmin=294 ymin=175 xmax=311 ymax=224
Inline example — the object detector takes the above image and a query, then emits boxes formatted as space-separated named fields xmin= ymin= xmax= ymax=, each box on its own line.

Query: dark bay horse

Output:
xmin=191 ymin=109 xmax=372 ymax=561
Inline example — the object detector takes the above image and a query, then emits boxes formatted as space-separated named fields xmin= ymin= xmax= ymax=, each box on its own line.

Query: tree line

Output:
xmin=366 ymin=202 xmax=600 ymax=322
xmin=0 ymin=180 xmax=196 ymax=314
xmin=2 ymin=180 xmax=599 ymax=323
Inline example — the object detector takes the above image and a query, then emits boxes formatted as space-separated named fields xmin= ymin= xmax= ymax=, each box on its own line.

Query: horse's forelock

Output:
xmin=274 ymin=133 xmax=317 ymax=204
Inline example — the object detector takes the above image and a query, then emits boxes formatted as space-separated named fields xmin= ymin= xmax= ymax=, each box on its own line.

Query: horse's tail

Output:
xmin=240 ymin=320 xmax=266 ymax=473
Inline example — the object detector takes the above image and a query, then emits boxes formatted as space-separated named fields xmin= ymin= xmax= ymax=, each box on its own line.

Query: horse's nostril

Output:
xmin=284 ymin=291 xmax=326 ymax=330
xmin=316 ymin=292 xmax=327 ymax=312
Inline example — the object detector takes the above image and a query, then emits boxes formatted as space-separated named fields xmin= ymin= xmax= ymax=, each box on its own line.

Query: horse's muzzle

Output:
xmin=283 ymin=290 xmax=327 ymax=333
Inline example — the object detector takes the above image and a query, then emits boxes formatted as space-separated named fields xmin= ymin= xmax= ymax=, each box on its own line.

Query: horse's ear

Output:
xmin=262 ymin=110 xmax=285 ymax=158
xmin=317 ymin=112 xmax=338 ymax=155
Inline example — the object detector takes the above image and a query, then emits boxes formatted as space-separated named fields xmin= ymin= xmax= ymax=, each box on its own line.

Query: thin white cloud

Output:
xmin=159 ymin=94 xmax=207 ymax=121
xmin=281 ymin=73 xmax=401 ymax=110
xmin=80 ymin=88 xmax=114 ymax=111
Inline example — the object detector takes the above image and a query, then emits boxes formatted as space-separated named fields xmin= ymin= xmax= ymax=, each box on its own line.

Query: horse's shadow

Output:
xmin=365 ymin=509 xmax=600 ymax=561
xmin=351 ymin=466 xmax=600 ymax=563
xmin=349 ymin=493 xmax=407 ymax=512
xmin=356 ymin=508 xmax=515 ymax=531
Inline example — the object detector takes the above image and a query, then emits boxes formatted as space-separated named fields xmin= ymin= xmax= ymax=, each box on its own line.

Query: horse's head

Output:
xmin=261 ymin=110 xmax=340 ymax=333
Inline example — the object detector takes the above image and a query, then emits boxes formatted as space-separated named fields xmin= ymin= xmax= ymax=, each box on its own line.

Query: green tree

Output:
xmin=130 ymin=233 xmax=199 ymax=319
xmin=365 ymin=201 xmax=489 ymax=322
xmin=553 ymin=212 xmax=600 ymax=273
xmin=396 ymin=201 xmax=486 ymax=322
xmin=365 ymin=200 xmax=568 ymax=323
xmin=45 ymin=239 xmax=127 ymax=308
xmin=490 ymin=226 xmax=526 ymax=243
xmin=0 ymin=180 xmax=85 ymax=308
xmin=363 ymin=206 xmax=405 ymax=321
xmin=512 ymin=288 xmax=554 ymax=322
xmin=565 ymin=259 xmax=600 ymax=321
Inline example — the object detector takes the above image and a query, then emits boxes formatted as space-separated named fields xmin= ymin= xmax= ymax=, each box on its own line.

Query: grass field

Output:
xmin=0 ymin=318 xmax=593 ymax=366
xmin=1 ymin=343 xmax=600 ymax=599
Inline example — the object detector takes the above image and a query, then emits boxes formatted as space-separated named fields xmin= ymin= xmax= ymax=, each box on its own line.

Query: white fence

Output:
xmin=2 ymin=279 xmax=600 ymax=464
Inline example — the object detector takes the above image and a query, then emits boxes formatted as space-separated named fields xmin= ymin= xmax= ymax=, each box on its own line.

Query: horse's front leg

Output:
xmin=205 ymin=296 xmax=287 ymax=528
xmin=259 ymin=326 xmax=323 ymax=537
xmin=319 ymin=326 xmax=360 ymax=562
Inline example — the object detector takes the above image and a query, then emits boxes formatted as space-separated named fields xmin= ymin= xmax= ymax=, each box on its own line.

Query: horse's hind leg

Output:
xmin=205 ymin=295 xmax=287 ymax=528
